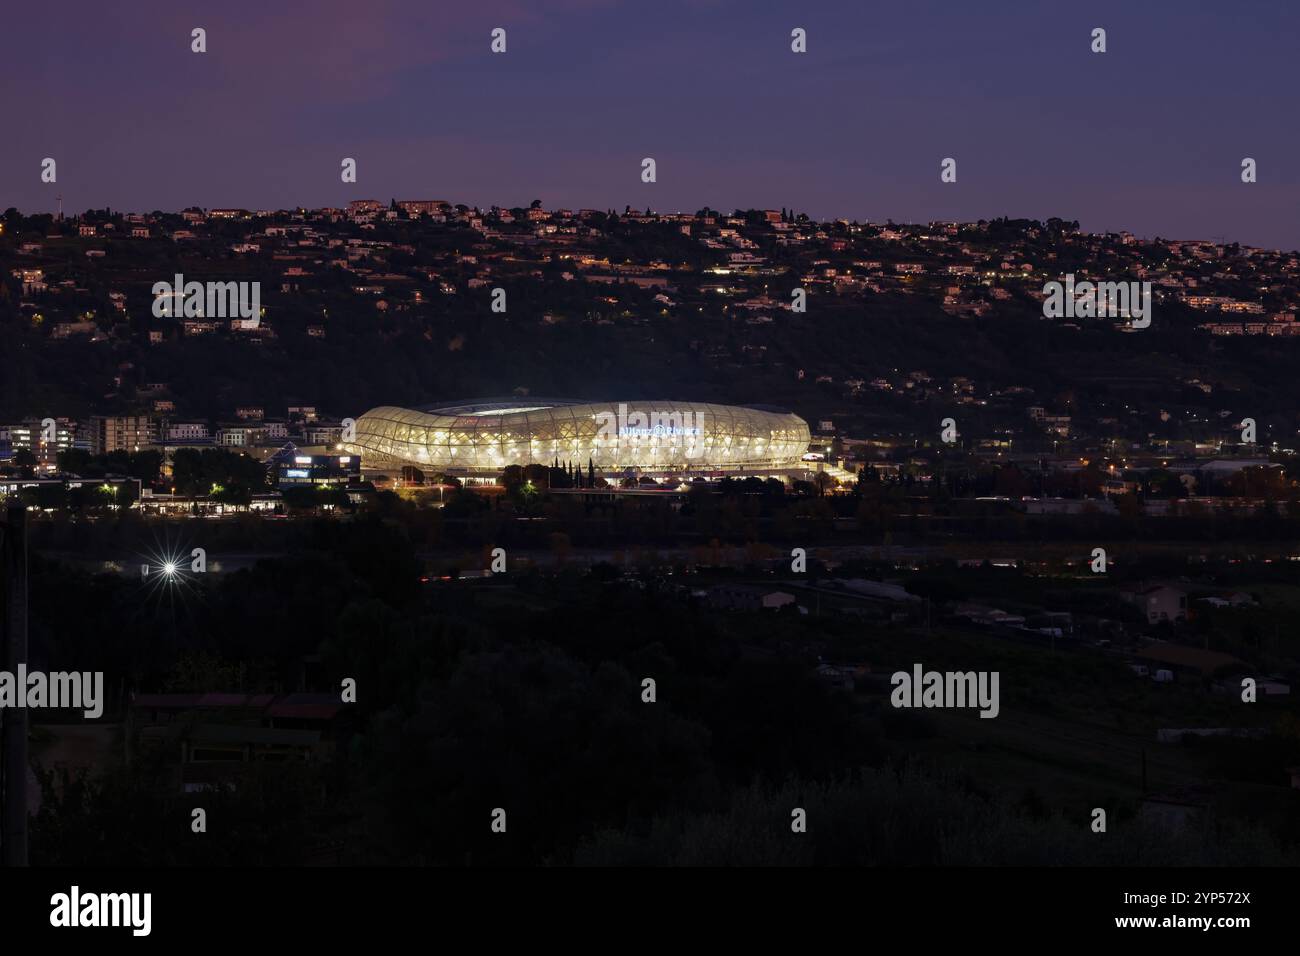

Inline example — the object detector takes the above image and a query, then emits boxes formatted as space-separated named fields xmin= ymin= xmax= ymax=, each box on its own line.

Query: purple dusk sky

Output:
xmin=3 ymin=0 xmax=1298 ymax=249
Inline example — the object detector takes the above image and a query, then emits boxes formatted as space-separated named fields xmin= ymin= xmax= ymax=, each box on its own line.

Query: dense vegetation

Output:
xmin=24 ymin=516 xmax=1300 ymax=865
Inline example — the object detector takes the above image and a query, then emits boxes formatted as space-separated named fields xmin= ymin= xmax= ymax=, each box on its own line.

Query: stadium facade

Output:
xmin=346 ymin=400 xmax=812 ymax=478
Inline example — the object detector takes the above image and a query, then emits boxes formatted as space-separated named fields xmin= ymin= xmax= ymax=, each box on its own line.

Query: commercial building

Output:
xmin=89 ymin=415 xmax=155 ymax=455
xmin=0 ymin=418 xmax=76 ymax=464
xmin=275 ymin=452 xmax=361 ymax=487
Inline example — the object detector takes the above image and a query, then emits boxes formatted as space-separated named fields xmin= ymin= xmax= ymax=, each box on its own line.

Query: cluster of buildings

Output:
xmin=0 ymin=405 xmax=365 ymax=514
xmin=9 ymin=202 xmax=1300 ymax=346
xmin=0 ymin=406 xmax=345 ymax=463
xmin=3 ymin=201 xmax=1299 ymax=502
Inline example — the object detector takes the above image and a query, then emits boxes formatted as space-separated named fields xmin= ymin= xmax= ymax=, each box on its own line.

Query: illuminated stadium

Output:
xmin=346 ymin=400 xmax=812 ymax=478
